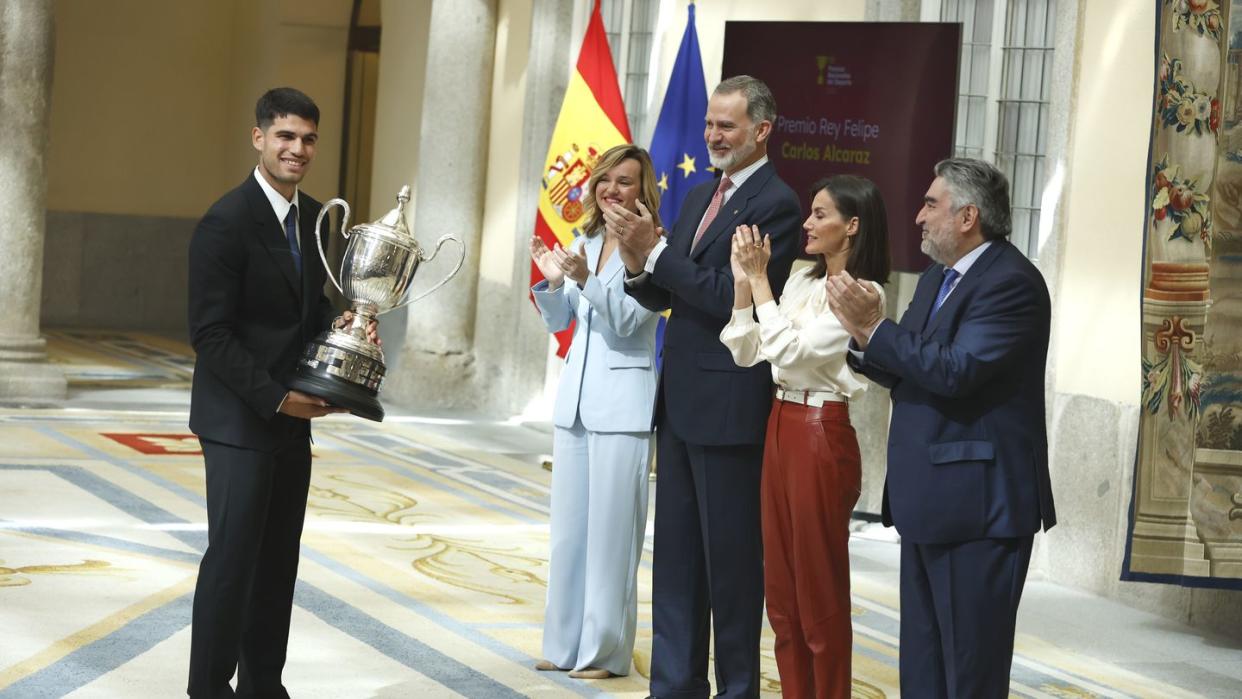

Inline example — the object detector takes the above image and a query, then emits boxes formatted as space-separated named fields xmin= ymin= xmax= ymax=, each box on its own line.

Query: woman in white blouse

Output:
xmin=720 ymin=175 xmax=890 ymax=699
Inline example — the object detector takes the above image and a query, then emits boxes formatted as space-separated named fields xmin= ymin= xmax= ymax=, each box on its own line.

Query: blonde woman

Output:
xmin=529 ymin=144 xmax=663 ymax=679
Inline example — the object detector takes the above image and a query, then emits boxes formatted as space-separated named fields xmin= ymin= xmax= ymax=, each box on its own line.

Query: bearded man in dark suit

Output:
xmin=828 ymin=157 xmax=1056 ymax=698
xmin=608 ymin=75 xmax=802 ymax=699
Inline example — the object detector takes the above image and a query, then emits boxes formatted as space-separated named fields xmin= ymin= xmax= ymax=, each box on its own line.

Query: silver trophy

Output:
xmin=289 ymin=186 xmax=464 ymax=421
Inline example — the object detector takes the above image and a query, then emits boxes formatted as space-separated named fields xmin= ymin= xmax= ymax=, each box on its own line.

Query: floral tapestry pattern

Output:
xmin=1152 ymin=154 xmax=1214 ymax=245
xmin=1124 ymin=0 xmax=1242 ymax=588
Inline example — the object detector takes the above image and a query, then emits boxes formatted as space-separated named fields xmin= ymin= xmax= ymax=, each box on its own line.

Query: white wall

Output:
xmin=479 ymin=1 xmax=535 ymax=300
xmin=1052 ymin=0 xmax=1150 ymax=406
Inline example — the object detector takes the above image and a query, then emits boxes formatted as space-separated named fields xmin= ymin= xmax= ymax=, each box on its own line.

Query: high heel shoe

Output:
xmin=568 ymin=667 xmax=615 ymax=679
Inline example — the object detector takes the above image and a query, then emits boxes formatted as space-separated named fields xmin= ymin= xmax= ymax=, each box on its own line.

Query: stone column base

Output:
xmin=0 ymin=336 xmax=67 ymax=404
xmin=383 ymin=349 xmax=477 ymax=412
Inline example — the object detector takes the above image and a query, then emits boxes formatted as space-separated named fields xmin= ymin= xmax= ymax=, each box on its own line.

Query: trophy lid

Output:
xmin=353 ymin=186 xmax=417 ymax=251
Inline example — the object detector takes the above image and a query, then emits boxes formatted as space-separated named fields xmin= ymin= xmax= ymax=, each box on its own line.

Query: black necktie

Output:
xmin=284 ymin=205 xmax=301 ymax=276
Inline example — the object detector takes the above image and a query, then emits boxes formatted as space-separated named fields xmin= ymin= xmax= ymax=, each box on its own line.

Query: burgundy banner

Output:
xmin=723 ymin=22 xmax=960 ymax=273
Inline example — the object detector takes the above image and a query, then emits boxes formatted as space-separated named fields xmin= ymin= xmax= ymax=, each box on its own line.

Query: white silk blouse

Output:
xmin=719 ymin=266 xmax=885 ymax=400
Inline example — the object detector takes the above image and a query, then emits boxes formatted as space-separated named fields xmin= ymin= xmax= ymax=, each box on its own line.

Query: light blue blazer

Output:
xmin=532 ymin=234 xmax=659 ymax=433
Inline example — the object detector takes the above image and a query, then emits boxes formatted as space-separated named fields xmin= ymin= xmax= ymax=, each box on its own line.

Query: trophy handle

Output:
xmin=394 ymin=235 xmax=466 ymax=309
xmin=315 ymin=198 xmax=352 ymax=296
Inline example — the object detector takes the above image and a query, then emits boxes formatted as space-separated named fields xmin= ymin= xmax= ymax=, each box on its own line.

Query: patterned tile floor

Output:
xmin=0 ymin=331 xmax=1238 ymax=697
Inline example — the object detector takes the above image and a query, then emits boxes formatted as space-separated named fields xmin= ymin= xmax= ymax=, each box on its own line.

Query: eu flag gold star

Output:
xmin=657 ymin=173 xmax=669 ymax=192
xmin=677 ymin=154 xmax=696 ymax=178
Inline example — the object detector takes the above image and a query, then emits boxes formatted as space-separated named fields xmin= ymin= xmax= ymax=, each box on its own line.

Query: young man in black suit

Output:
xmin=608 ymin=75 xmax=803 ymax=699
xmin=186 ymin=87 xmax=366 ymax=699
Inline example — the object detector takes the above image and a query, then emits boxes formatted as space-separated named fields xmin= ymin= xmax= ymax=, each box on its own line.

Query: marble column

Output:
xmin=470 ymin=0 xmax=577 ymax=419
xmin=387 ymin=0 xmax=496 ymax=409
xmin=0 ymin=0 xmax=67 ymax=403
xmin=857 ymin=0 xmax=919 ymax=513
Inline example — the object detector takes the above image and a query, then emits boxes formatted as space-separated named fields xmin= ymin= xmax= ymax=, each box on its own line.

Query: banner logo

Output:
xmin=816 ymin=56 xmax=854 ymax=87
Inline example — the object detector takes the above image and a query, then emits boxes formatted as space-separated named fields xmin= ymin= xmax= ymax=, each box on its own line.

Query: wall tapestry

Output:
xmin=1125 ymin=0 xmax=1242 ymax=589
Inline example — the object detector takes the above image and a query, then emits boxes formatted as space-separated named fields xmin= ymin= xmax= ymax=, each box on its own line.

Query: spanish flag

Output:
xmin=532 ymin=0 xmax=631 ymax=357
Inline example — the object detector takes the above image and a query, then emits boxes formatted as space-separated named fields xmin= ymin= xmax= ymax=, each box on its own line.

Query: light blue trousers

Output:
xmin=542 ymin=419 xmax=653 ymax=675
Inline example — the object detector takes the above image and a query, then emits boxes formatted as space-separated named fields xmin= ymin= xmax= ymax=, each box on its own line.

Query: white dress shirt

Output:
xmin=253 ymin=166 xmax=301 ymax=252
xmin=721 ymin=267 xmax=885 ymax=400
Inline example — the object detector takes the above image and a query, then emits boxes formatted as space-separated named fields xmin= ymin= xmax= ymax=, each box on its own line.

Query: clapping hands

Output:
xmin=604 ymin=201 xmax=663 ymax=274
xmin=825 ymin=271 xmax=884 ymax=348
xmin=530 ymin=236 xmax=589 ymax=287
xmin=731 ymin=225 xmax=771 ymax=281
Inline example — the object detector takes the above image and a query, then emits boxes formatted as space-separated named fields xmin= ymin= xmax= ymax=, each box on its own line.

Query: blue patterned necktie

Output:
xmin=284 ymin=205 xmax=301 ymax=276
xmin=930 ymin=267 xmax=960 ymax=318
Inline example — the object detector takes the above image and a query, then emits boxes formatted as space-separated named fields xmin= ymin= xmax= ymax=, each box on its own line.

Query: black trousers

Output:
xmin=899 ymin=534 xmax=1034 ymax=699
xmin=649 ymin=414 xmax=765 ymax=699
xmin=187 ymin=438 xmax=311 ymax=699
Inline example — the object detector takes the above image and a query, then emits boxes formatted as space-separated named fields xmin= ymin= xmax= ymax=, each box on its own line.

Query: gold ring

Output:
xmin=753 ymin=242 xmax=762 ymax=248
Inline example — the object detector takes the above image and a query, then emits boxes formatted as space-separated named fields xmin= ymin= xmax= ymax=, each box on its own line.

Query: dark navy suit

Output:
xmin=849 ymin=239 xmax=1055 ymax=698
xmin=627 ymin=161 xmax=801 ymax=698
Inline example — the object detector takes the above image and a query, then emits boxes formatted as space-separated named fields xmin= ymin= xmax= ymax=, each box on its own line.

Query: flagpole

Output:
xmin=529 ymin=0 xmax=631 ymax=358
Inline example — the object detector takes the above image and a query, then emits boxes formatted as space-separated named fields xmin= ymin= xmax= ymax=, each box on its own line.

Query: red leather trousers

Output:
xmin=761 ymin=399 xmax=861 ymax=699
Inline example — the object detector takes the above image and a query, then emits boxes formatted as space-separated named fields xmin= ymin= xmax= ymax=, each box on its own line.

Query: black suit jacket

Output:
xmin=849 ymin=239 xmax=1056 ymax=544
xmin=627 ymin=161 xmax=802 ymax=445
xmin=188 ymin=173 xmax=336 ymax=451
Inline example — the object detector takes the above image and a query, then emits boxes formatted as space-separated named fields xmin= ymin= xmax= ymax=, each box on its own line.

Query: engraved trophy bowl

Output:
xmin=288 ymin=185 xmax=464 ymax=421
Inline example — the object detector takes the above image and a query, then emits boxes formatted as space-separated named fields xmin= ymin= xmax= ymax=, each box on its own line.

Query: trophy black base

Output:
xmin=288 ymin=372 xmax=385 ymax=422
xmin=290 ymin=330 xmax=388 ymax=422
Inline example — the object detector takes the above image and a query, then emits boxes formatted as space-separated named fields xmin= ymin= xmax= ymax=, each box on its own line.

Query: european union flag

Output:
xmin=648 ymin=3 xmax=710 ymax=370
xmin=648 ymin=2 xmax=712 ymax=229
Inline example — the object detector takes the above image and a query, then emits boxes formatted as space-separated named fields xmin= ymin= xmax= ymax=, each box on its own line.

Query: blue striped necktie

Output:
xmin=930 ymin=267 xmax=960 ymax=318
xmin=284 ymin=205 xmax=301 ymax=276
